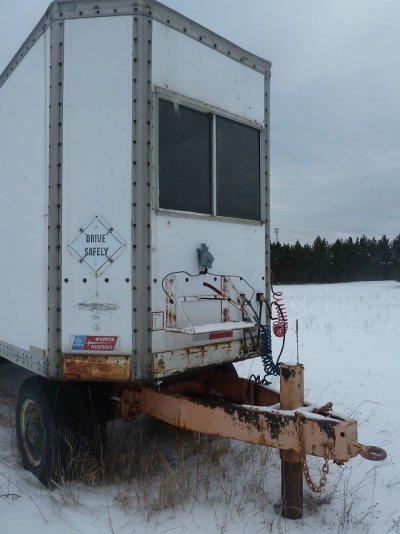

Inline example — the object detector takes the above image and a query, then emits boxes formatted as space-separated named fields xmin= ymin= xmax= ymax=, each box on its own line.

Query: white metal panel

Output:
xmin=0 ymin=32 xmax=50 ymax=353
xmin=152 ymin=21 xmax=265 ymax=124
xmin=151 ymin=213 xmax=265 ymax=353
xmin=62 ymin=16 xmax=133 ymax=354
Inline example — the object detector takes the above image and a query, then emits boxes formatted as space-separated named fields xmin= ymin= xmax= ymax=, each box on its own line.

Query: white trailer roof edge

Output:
xmin=0 ymin=5 xmax=53 ymax=89
xmin=0 ymin=0 xmax=271 ymax=90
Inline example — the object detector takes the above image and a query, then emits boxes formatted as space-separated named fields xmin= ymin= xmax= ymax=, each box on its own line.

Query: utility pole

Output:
xmin=274 ymin=227 xmax=280 ymax=243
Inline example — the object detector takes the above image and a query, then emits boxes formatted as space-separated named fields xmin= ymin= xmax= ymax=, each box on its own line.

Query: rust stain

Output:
xmin=63 ymin=354 xmax=131 ymax=381
xmin=153 ymin=340 xmax=245 ymax=378
xmin=222 ymin=277 xmax=230 ymax=322
xmin=154 ymin=357 xmax=166 ymax=373
xmin=266 ymin=413 xmax=289 ymax=440
xmin=77 ymin=302 xmax=119 ymax=312
xmin=166 ymin=306 xmax=177 ymax=327
xmin=316 ymin=419 xmax=337 ymax=441
xmin=222 ymin=404 xmax=263 ymax=432
xmin=190 ymin=396 xmax=291 ymax=442
xmin=280 ymin=366 xmax=293 ymax=380
xmin=165 ymin=276 xmax=177 ymax=328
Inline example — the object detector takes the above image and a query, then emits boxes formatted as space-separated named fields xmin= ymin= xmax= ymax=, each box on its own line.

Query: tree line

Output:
xmin=271 ymin=234 xmax=400 ymax=284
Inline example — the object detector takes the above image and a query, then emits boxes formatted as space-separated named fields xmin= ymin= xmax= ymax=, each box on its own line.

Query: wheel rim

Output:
xmin=20 ymin=398 xmax=45 ymax=468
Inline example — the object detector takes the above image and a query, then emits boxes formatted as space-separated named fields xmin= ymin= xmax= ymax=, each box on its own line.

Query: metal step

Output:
xmin=166 ymin=320 xmax=257 ymax=335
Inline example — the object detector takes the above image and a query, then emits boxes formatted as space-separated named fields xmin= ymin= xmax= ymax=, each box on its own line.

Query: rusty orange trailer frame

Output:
xmin=119 ymin=366 xmax=385 ymax=464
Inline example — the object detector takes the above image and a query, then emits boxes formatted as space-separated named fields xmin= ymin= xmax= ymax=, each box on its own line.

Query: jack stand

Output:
xmin=280 ymin=363 xmax=304 ymax=519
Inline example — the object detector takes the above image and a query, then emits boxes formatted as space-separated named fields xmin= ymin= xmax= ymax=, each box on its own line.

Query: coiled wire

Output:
xmin=272 ymin=290 xmax=288 ymax=338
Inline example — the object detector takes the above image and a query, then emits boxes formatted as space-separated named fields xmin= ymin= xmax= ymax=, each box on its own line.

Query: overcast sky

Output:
xmin=1 ymin=0 xmax=399 ymax=244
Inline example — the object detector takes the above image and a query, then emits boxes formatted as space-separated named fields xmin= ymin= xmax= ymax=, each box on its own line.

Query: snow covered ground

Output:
xmin=1 ymin=281 xmax=399 ymax=533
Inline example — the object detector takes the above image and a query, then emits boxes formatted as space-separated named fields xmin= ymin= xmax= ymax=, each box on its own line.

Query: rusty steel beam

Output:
xmin=63 ymin=354 xmax=132 ymax=381
xmin=119 ymin=373 xmax=380 ymax=463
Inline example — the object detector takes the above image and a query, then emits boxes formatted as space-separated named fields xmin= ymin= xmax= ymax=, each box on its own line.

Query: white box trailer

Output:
xmin=0 ymin=0 xmax=271 ymax=382
xmin=0 ymin=0 xmax=384 ymax=509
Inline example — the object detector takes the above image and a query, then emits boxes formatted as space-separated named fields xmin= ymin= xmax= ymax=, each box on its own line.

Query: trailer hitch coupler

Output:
xmin=355 ymin=444 xmax=387 ymax=462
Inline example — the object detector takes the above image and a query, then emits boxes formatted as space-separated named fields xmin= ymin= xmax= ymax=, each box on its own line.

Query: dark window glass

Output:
xmin=159 ymin=99 xmax=212 ymax=214
xmin=216 ymin=116 xmax=260 ymax=220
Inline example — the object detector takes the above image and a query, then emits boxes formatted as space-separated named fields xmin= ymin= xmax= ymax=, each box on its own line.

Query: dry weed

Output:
xmin=54 ymin=415 xmax=277 ymax=524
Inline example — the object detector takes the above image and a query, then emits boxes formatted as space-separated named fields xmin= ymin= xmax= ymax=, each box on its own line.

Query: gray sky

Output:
xmin=1 ymin=0 xmax=399 ymax=244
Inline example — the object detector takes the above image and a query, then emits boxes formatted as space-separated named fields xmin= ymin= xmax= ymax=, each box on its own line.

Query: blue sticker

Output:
xmin=72 ymin=336 xmax=87 ymax=350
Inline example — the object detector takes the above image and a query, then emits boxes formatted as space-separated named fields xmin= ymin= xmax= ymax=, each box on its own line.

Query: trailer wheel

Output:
xmin=16 ymin=377 xmax=72 ymax=485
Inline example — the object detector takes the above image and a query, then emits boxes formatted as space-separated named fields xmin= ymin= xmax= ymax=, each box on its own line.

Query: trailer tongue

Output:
xmin=119 ymin=363 xmax=386 ymax=518
xmin=120 ymin=367 xmax=385 ymax=464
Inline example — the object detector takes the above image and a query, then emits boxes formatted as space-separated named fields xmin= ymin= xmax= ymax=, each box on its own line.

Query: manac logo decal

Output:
xmin=71 ymin=335 xmax=118 ymax=351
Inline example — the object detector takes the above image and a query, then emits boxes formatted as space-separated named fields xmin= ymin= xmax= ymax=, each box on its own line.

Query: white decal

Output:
xmin=68 ymin=215 xmax=126 ymax=276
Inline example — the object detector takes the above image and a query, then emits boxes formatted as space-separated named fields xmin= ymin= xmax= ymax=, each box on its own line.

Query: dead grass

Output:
xmin=0 ymin=378 xmax=17 ymax=428
xmin=57 ymin=415 xmax=276 ymax=525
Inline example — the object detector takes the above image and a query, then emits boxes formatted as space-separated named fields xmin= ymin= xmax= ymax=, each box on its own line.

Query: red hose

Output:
xmin=272 ymin=290 xmax=288 ymax=337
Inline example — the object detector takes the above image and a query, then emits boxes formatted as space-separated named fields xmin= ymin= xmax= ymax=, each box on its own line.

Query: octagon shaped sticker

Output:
xmin=67 ymin=215 xmax=127 ymax=276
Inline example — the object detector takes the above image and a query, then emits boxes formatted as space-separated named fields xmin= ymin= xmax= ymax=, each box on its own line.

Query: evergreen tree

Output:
xmin=270 ymin=232 xmax=400 ymax=284
xmin=391 ymin=234 xmax=400 ymax=281
xmin=330 ymin=239 xmax=346 ymax=282
xmin=376 ymin=235 xmax=393 ymax=280
xmin=311 ymin=236 xmax=330 ymax=282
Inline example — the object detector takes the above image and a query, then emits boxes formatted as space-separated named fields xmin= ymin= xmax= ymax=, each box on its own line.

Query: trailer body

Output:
xmin=0 ymin=0 xmax=271 ymax=382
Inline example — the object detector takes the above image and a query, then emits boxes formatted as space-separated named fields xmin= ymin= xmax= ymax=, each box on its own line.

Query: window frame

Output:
xmin=154 ymin=89 xmax=265 ymax=225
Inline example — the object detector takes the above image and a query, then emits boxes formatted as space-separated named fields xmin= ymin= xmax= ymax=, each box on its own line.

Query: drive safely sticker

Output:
xmin=71 ymin=335 xmax=119 ymax=351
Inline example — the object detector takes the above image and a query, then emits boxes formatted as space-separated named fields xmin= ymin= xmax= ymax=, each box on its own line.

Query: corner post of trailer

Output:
xmin=47 ymin=17 xmax=64 ymax=378
xmin=264 ymin=67 xmax=272 ymax=316
xmin=131 ymin=12 xmax=153 ymax=380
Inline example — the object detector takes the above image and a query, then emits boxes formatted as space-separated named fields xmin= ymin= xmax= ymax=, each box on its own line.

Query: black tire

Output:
xmin=16 ymin=377 xmax=72 ymax=486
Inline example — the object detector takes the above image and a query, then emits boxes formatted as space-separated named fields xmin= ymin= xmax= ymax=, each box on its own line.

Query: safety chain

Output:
xmin=295 ymin=413 xmax=331 ymax=493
